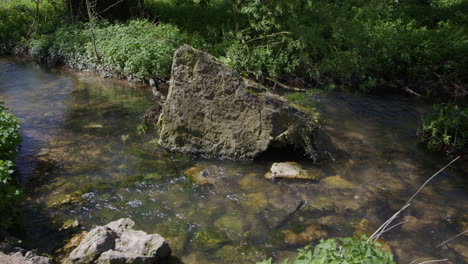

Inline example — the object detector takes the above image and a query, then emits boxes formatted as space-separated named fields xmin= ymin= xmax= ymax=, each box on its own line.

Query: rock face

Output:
xmin=0 ymin=251 xmax=52 ymax=264
xmin=69 ymin=218 xmax=171 ymax=264
xmin=157 ymin=45 xmax=319 ymax=160
xmin=265 ymin=162 xmax=317 ymax=180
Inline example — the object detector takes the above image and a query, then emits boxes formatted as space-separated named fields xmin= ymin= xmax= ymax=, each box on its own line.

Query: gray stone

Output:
xmin=27 ymin=256 xmax=52 ymax=264
xmin=106 ymin=218 xmax=135 ymax=236
xmin=13 ymin=252 xmax=24 ymax=258
xmin=157 ymin=45 xmax=319 ymax=160
xmin=69 ymin=226 xmax=117 ymax=264
xmin=97 ymin=250 xmax=151 ymax=264
xmin=265 ymin=162 xmax=317 ymax=180
xmin=69 ymin=218 xmax=171 ymax=264
xmin=115 ymin=230 xmax=171 ymax=260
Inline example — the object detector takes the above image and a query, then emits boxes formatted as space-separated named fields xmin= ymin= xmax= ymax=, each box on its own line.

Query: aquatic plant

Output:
xmin=418 ymin=103 xmax=467 ymax=156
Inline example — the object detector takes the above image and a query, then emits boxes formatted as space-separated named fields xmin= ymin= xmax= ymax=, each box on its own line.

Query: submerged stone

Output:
xmin=192 ymin=227 xmax=230 ymax=249
xmin=214 ymin=214 xmax=245 ymax=234
xmin=157 ymin=45 xmax=320 ymax=160
xmin=322 ymin=175 xmax=355 ymax=189
xmin=183 ymin=166 xmax=216 ymax=185
xmin=281 ymin=224 xmax=327 ymax=245
xmin=265 ymin=162 xmax=317 ymax=180
xmin=214 ymin=244 xmax=267 ymax=263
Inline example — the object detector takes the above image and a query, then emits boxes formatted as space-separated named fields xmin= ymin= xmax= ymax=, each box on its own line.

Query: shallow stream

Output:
xmin=0 ymin=57 xmax=466 ymax=263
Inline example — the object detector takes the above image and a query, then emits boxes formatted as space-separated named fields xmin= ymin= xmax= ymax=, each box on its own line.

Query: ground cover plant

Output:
xmin=257 ymin=235 xmax=395 ymax=264
xmin=0 ymin=103 xmax=23 ymax=233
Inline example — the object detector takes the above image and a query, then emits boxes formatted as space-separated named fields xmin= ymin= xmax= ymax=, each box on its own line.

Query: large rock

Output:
xmin=69 ymin=226 xmax=117 ymax=264
xmin=157 ymin=45 xmax=320 ymax=160
xmin=69 ymin=218 xmax=171 ymax=264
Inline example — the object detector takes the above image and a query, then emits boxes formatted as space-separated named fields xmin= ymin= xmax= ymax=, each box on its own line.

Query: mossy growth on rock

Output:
xmin=157 ymin=45 xmax=322 ymax=160
xmin=183 ymin=166 xmax=215 ymax=185
xmin=192 ymin=227 xmax=230 ymax=249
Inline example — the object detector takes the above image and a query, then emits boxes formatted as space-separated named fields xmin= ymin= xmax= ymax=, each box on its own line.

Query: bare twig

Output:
xmin=368 ymin=203 xmax=411 ymax=243
xmin=435 ymin=230 xmax=468 ymax=248
xmin=99 ymin=0 xmax=125 ymax=14
xmin=381 ymin=220 xmax=408 ymax=235
xmin=369 ymin=156 xmax=460 ymax=244
xmin=404 ymin=156 xmax=460 ymax=205
xmin=85 ymin=0 xmax=99 ymax=60
xmin=410 ymin=259 xmax=449 ymax=264
xmin=264 ymin=76 xmax=307 ymax=92
xmin=404 ymin=86 xmax=422 ymax=97
xmin=245 ymin=31 xmax=293 ymax=44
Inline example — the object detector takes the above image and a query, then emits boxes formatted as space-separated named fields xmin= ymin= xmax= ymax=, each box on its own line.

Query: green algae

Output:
xmin=192 ymin=226 xmax=230 ymax=249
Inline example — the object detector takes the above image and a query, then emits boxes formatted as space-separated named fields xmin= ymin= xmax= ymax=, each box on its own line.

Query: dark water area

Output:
xmin=0 ymin=57 xmax=466 ymax=263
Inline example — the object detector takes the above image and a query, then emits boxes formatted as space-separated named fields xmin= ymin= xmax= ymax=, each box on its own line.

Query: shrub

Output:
xmin=28 ymin=20 xmax=207 ymax=80
xmin=93 ymin=20 xmax=206 ymax=79
xmin=0 ymin=104 xmax=23 ymax=232
xmin=0 ymin=104 xmax=22 ymax=161
xmin=418 ymin=103 xmax=467 ymax=156
xmin=0 ymin=160 xmax=23 ymax=231
xmin=257 ymin=235 xmax=395 ymax=264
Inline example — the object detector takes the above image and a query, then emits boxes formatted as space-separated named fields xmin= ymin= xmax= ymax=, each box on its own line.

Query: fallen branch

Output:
xmin=435 ymin=229 xmax=468 ymax=248
xmin=264 ymin=76 xmax=307 ymax=92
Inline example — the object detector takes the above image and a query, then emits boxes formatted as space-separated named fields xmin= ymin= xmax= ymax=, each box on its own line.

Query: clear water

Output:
xmin=0 ymin=57 xmax=466 ymax=264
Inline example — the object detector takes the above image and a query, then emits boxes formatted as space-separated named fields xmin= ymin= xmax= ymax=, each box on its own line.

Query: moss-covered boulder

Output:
xmin=157 ymin=45 xmax=321 ymax=160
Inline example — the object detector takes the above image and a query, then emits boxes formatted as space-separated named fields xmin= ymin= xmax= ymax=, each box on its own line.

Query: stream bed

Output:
xmin=0 ymin=57 xmax=466 ymax=263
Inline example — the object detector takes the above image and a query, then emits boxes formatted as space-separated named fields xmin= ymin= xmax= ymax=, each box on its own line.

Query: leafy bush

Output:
xmin=0 ymin=160 xmax=23 ymax=231
xmin=0 ymin=0 xmax=65 ymax=55
xmin=29 ymin=20 xmax=206 ymax=79
xmin=0 ymin=104 xmax=22 ymax=161
xmin=93 ymin=20 xmax=205 ymax=79
xmin=146 ymin=0 xmax=466 ymax=96
xmin=257 ymin=236 xmax=394 ymax=264
xmin=418 ymin=103 xmax=467 ymax=156
xmin=0 ymin=104 xmax=23 ymax=232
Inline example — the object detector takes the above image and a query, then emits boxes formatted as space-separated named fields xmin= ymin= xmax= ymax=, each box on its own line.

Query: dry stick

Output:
xmin=435 ymin=229 xmax=468 ymax=248
xmin=368 ymin=203 xmax=411 ymax=243
xmin=404 ymin=156 xmax=459 ymax=205
xmin=368 ymin=156 xmax=460 ymax=244
xmin=412 ymin=259 xmax=449 ymax=264
xmin=380 ymin=220 xmax=408 ymax=235
xmin=263 ymin=76 xmax=307 ymax=92
xmin=99 ymin=0 xmax=125 ymax=14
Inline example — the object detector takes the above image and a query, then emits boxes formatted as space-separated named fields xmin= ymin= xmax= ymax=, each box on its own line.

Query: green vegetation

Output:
xmin=418 ymin=103 xmax=467 ymax=156
xmin=0 ymin=103 xmax=23 ymax=232
xmin=257 ymin=235 xmax=394 ymax=264
xmin=29 ymin=20 xmax=205 ymax=79
xmin=0 ymin=0 xmax=466 ymax=96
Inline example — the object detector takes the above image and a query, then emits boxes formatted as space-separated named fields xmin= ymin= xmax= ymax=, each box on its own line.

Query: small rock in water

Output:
xmin=282 ymin=224 xmax=327 ymax=245
xmin=183 ymin=166 xmax=216 ymax=185
xmin=69 ymin=218 xmax=171 ymax=264
xmin=321 ymin=175 xmax=355 ymax=189
xmin=265 ymin=162 xmax=317 ymax=180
